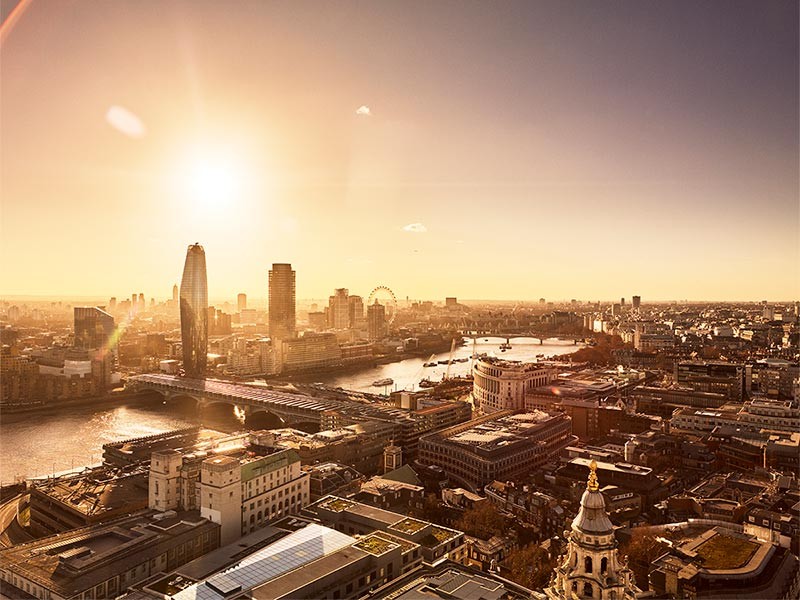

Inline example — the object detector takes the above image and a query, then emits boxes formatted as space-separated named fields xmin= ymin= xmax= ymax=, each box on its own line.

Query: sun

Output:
xmin=177 ymin=148 xmax=244 ymax=208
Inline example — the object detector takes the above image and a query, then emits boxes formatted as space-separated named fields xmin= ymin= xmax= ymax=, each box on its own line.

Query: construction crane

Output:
xmin=444 ymin=338 xmax=457 ymax=381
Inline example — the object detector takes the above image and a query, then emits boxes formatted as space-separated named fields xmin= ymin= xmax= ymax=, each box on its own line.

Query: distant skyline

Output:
xmin=1 ymin=1 xmax=797 ymax=301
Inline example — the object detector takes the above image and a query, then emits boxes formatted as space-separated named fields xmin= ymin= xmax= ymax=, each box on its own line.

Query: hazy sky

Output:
xmin=1 ymin=1 xmax=797 ymax=302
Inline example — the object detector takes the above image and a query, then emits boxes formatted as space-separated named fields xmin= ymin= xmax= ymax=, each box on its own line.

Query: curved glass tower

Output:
xmin=180 ymin=243 xmax=208 ymax=378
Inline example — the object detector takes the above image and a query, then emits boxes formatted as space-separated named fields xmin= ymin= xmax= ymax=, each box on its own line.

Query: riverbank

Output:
xmin=0 ymin=390 xmax=153 ymax=416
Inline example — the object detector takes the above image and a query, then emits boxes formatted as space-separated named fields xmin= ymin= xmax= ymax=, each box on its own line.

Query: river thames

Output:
xmin=1 ymin=337 xmax=578 ymax=483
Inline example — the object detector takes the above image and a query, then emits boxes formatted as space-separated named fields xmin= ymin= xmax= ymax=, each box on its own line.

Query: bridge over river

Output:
xmin=126 ymin=374 xmax=344 ymax=429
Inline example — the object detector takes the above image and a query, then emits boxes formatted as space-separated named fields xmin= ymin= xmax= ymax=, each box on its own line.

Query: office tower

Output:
xmin=445 ymin=297 xmax=457 ymax=307
xmin=172 ymin=284 xmax=179 ymax=302
xmin=620 ymin=297 xmax=625 ymax=306
xmin=348 ymin=295 xmax=364 ymax=328
xmin=208 ymin=306 xmax=232 ymax=335
xmin=109 ymin=297 xmax=117 ymax=312
xmin=180 ymin=243 xmax=208 ymax=378
xmin=367 ymin=300 xmax=387 ymax=341
xmin=268 ymin=263 xmax=296 ymax=340
xmin=328 ymin=288 xmax=350 ymax=329
xmin=632 ymin=295 xmax=641 ymax=310
xmin=138 ymin=293 xmax=145 ymax=311
xmin=131 ymin=293 xmax=137 ymax=313
xmin=237 ymin=293 xmax=247 ymax=313
xmin=74 ymin=307 xmax=116 ymax=350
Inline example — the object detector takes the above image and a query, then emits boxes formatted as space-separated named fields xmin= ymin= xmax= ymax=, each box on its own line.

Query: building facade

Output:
xmin=149 ymin=440 xmax=310 ymax=546
xmin=268 ymin=263 xmax=296 ymax=340
xmin=367 ymin=301 xmax=387 ymax=341
xmin=418 ymin=411 xmax=574 ymax=492
xmin=179 ymin=243 xmax=208 ymax=378
xmin=73 ymin=306 xmax=115 ymax=351
xmin=472 ymin=357 xmax=556 ymax=414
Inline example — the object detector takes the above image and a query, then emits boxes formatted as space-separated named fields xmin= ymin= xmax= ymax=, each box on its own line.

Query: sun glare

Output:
xmin=177 ymin=149 xmax=244 ymax=208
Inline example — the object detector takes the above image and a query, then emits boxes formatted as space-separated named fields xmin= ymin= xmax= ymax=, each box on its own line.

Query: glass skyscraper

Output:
xmin=268 ymin=263 xmax=296 ymax=340
xmin=74 ymin=306 xmax=116 ymax=350
xmin=180 ymin=243 xmax=208 ymax=378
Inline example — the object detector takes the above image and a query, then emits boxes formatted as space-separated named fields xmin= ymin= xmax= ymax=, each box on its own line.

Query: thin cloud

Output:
xmin=106 ymin=105 xmax=145 ymax=138
xmin=402 ymin=223 xmax=427 ymax=233
xmin=355 ymin=105 xmax=372 ymax=116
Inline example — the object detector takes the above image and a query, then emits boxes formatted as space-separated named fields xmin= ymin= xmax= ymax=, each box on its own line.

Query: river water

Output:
xmin=1 ymin=337 xmax=577 ymax=483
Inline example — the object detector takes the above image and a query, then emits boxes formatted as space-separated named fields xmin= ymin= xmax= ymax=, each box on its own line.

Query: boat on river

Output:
xmin=372 ymin=378 xmax=394 ymax=387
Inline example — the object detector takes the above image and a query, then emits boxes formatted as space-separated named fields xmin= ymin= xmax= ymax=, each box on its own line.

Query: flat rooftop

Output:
xmin=366 ymin=564 xmax=535 ymax=600
xmin=0 ymin=511 xmax=214 ymax=599
xmin=445 ymin=411 xmax=557 ymax=450
xmin=570 ymin=457 xmax=653 ymax=476
xmin=103 ymin=427 xmax=230 ymax=461
xmin=31 ymin=467 xmax=148 ymax=518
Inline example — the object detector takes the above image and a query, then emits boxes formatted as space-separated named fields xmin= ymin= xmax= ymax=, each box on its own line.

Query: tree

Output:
xmin=455 ymin=502 xmax=507 ymax=539
xmin=503 ymin=544 xmax=554 ymax=590
xmin=411 ymin=493 xmax=446 ymax=524
xmin=619 ymin=529 xmax=667 ymax=591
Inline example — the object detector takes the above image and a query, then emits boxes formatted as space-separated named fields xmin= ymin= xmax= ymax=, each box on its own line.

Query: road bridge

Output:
xmin=461 ymin=332 xmax=584 ymax=344
xmin=126 ymin=374 xmax=343 ymax=429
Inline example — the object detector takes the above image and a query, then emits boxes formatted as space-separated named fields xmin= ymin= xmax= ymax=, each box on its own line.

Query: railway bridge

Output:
xmin=126 ymin=374 xmax=342 ymax=429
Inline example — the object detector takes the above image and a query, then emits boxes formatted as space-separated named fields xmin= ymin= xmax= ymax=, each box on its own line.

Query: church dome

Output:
xmin=571 ymin=460 xmax=614 ymax=534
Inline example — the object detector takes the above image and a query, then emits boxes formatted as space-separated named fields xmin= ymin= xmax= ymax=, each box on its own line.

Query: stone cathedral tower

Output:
xmin=545 ymin=461 xmax=639 ymax=600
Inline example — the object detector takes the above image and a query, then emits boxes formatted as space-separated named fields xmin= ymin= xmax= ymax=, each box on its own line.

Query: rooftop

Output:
xmin=0 ymin=511 xmax=215 ymax=598
xmin=31 ymin=467 xmax=148 ymax=518
xmin=694 ymin=534 xmax=759 ymax=570
xmin=366 ymin=563 xmax=535 ymax=600
xmin=172 ymin=523 xmax=356 ymax=600
xmin=445 ymin=411 xmax=558 ymax=450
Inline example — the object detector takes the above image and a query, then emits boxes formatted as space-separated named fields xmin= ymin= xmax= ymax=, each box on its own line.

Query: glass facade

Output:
xmin=74 ymin=306 xmax=116 ymax=350
xmin=268 ymin=263 xmax=296 ymax=340
xmin=180 ymin=243 xmax=208 ymax=378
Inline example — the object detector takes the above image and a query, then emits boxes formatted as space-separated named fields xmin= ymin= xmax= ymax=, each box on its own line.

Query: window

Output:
xmin=584 ymin=582 xmax=593 ymax=597
xmin=601 ymin=557 xmax=608 ymax=574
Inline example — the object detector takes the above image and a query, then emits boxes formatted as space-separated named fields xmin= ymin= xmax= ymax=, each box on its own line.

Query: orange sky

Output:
xmin=1 ymin=1 xmax=797 ymax=302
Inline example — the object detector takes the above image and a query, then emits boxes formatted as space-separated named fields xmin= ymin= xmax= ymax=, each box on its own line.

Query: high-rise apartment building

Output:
xmin=632 ymin=295 xmax=641 ymax=310
xmin=179 ymin=243 xmax=208 ymax=378
xmin=74 ymin=307 xmax=116 ymax=350
xmin=367 ymin=300 xmax=387 ymax=341
xmin=268 ymin=263 xmax=296 ymax=340
xmin=328 ymin=288 xmax=350 ymax=329
xmin=237 ymin=292 xmax=247 ymax=312
xmin=348 ymin=295 xmax=365 ymax=328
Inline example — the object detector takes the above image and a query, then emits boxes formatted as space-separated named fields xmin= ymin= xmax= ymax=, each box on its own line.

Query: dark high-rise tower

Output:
xmin=180 ymin=243 xmax=208 ymax=377
xmin=74 ymin=306 xmax=115 ymax=350
xmin=268 ymin=263 xmax=296 ymax=340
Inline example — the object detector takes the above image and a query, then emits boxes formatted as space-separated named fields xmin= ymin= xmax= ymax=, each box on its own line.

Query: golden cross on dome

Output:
xmin=587 ymin=459 xmax=599 ymax=492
